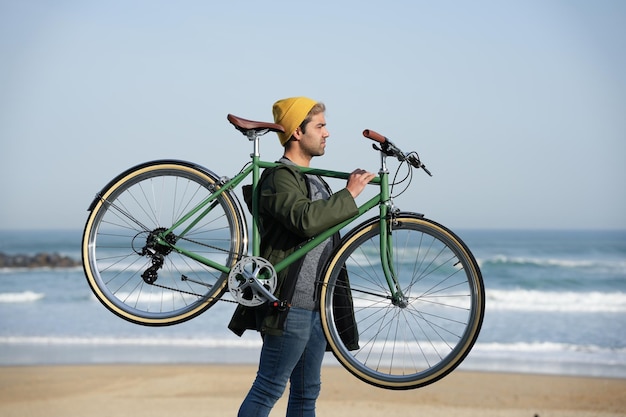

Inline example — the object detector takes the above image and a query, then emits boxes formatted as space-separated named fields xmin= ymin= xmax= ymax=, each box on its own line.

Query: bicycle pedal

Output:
xmin=271 ymin=300 xmax=290 ymax=311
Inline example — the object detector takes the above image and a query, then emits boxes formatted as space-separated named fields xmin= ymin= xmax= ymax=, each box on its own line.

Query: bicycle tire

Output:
xmin=320 ymin=213 xmax=484 ymax=389
xmin=82 ymin=160 xmax=247 ymax=326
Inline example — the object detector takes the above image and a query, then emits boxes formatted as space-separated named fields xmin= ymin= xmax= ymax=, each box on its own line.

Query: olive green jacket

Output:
xmin=228 ymin=163 xmax=359 ymax=340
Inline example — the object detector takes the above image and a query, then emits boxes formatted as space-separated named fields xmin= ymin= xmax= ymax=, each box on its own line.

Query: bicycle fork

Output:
xmin=379 ymin=209 xmax=409 ymax=308
xmin=377 ymin=162 xmax=408 ymax=307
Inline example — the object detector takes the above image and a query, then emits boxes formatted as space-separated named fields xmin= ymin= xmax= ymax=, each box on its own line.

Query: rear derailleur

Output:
xmin=136 ymin=228 xmax=177 ymax=284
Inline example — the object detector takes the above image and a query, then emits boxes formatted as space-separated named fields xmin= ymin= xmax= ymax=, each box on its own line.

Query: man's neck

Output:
xmin=282 ymin=149 xmax=312 ymax=167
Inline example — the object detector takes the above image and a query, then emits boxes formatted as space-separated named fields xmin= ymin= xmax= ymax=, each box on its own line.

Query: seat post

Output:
xmin=247 ymin=130 xmax=261 ymax=158
xmin=250 ymin=131 xmax=262 ymax=256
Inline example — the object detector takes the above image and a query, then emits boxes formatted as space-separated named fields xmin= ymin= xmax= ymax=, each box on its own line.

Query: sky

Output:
xmin=1 ymin=0 xmax=625 ymax=231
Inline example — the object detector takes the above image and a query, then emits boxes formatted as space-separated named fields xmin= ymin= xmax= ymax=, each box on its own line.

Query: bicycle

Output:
xmin=81 ymin=113 xmax=485 ymax=390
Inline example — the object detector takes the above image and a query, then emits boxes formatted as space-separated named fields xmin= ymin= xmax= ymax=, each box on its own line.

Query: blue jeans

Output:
xmin=238 ymin=307 xmax=327 ymax=417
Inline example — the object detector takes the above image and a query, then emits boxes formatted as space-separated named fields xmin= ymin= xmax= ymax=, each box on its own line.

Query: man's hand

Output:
xmin=346 ymin=169 xmax=377 ymax=198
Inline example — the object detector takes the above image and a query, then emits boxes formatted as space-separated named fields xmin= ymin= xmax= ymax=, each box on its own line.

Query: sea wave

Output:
xmin=0 ymin=266 xmax=83 ymax=274
xmin=1 ymin=336 xmax=623 ymax=357
xmin=474 ymin=341 xmax=626 ymax=354
xmin=2 ymin=336 xmax=623 ymax=376
xmin=0 ymin=291 xmax=45 ymax=303
xmin=0 ymin=335 xmax=262 ymax=348
xmin=486 ymin=289 xmax=626 ymax=312
xmin=466 ymin=341 xmax=626 ymax=376
xmin=4 ymin=287 xmax=624 ymax=313
xmin=480 ymin=255 xmax=626 ymax=272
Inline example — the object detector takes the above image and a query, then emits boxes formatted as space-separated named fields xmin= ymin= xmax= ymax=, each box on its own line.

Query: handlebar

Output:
xmin=363 ymin=129 xmax=432 ymax=176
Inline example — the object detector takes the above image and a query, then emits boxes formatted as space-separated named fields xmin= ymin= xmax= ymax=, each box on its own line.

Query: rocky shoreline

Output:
xmin=0 ymin=252 xmax=81 ymax=268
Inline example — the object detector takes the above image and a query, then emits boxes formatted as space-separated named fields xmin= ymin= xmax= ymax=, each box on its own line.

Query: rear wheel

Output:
xmin=320 ymin=214 xmax=484 ymax=389
xmin=82 ymin=161 xmax=247 ymax=326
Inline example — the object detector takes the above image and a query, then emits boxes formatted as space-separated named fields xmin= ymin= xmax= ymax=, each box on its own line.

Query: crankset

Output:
xmin=228 ymin=256 xmax=278 ymax=307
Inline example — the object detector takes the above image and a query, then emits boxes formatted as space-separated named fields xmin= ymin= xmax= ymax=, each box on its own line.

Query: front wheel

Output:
xmin=320 ymin=214 xmax=484 ymax=390
xmin=82 ymin=160 xmax=247 ymax=326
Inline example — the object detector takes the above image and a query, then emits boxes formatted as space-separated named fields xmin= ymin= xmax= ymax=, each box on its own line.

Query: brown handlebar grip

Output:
xmin=362 ymin=129 xmax=386 ymax=143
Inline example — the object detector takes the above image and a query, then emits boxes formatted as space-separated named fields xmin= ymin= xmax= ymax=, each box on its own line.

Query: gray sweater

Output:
xmin=279 ymin=158 xmax=333 ymax=310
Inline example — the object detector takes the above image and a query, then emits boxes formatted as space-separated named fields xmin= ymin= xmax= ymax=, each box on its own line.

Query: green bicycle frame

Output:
xmin=160 ymin=154 xmax=402 ymax=298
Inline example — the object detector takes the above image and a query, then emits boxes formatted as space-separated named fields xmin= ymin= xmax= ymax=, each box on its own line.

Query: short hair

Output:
xmin=299 ymin=102 xmax=326 ymax=133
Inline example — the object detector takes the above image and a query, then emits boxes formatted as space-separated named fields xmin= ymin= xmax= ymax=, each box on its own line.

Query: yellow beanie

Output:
xmin=272 ymin=97 xmax=317 ymax=146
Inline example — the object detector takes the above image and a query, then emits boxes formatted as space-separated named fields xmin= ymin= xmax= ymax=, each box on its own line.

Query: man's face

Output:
xmin=297 ymin=112 xmax=330 ymax=157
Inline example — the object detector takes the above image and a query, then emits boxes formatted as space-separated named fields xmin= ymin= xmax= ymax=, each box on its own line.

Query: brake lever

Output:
xmin=372 ymin=142 xmax=402 ymax=159
xmin=407 ymin=154 xmax=433 ymax=176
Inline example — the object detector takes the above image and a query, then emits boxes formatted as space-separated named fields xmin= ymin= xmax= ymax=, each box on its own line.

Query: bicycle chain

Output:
xmin=174 ymin=234 xmax=233 ymax=255
xmin=149 ymin=282 xmax=238 ymax=304
xmin=149 ymin=230 xmax=241 ymax=304
xmin=144 ymin=231 xmax=244 ymax=304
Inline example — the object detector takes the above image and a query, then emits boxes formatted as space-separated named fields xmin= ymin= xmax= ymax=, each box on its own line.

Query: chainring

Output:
xmin=228 ymin=256 xmax=277 ymax=307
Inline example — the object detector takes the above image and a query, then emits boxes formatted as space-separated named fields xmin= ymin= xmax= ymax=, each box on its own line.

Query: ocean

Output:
xmin=1 ymin=229 xmax=625 ymax=379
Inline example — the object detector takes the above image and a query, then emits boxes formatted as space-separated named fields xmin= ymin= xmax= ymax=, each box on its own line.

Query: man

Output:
xmin=229 ymin=97 xmax=376 ymax=417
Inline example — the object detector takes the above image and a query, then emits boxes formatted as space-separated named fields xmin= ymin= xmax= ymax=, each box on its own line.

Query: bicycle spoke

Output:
xmin=83 ymin=162 xmax=247 ymax=325
xmin=321 ymin=215 xmax=484 ymax=389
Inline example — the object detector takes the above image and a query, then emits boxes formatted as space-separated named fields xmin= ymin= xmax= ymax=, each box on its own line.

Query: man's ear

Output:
xmin=292 ymin=127 xmax=303 ymax=140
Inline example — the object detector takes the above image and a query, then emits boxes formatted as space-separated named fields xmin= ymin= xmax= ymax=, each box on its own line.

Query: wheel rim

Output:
xmin=321 ymin=216 xmax=484 ymax=389
xmin=82 ymin=164 xmax=246 ymax=325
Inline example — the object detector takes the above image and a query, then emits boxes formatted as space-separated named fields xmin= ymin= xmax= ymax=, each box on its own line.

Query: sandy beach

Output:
xmin=0 ymin=364 xmax=624 ymax=417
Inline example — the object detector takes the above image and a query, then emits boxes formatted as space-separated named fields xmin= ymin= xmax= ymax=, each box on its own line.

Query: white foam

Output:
xmin=486 ymin=289 xmax=626 ymax=312
xmin=0 ymin=291 xmax=45 ymax=303
xmin=482 ymin=255 xmax=626 ymax=272
xmin=474 ymin=341 xmax=626 ymax=355
xmin=0 ymin=335 xmax=262 ymax=348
